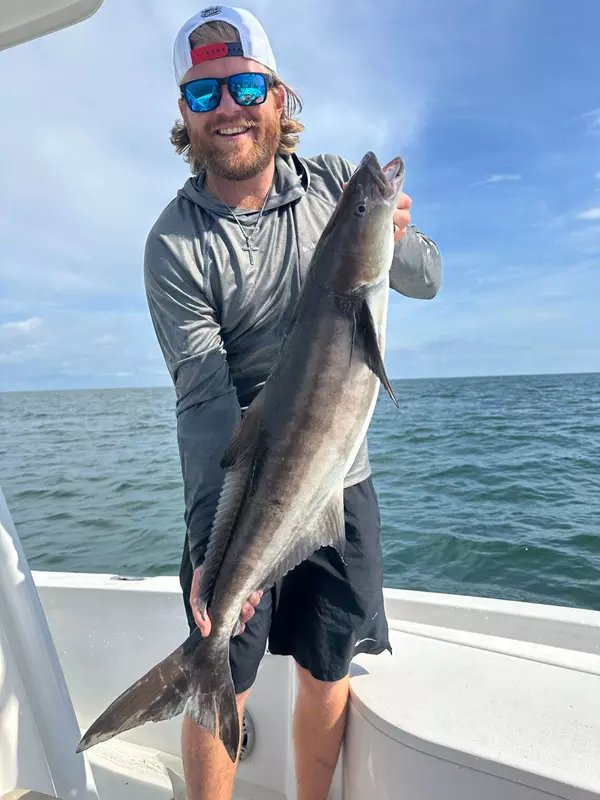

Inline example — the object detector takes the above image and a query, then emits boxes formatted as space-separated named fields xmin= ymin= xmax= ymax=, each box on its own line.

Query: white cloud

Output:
xmin=385 ymin=258 xmax=600 ymax=378
xmin=1 ymin=0 xmax=451 ymax=391
xmin=576 ymin=207 xmax=600 ymax=220
xmin=567 ymin=224 xmax=600 ymax=256
xmin=483 ymin=174 xmax=522 ymax=185
xmin=584 ymin=109 xmax=600 ymax=132
xmin=1 ymin=317 xmax=43 ymax=333
xmin=1 ymin=0 xmax=598 ymax=388
xmin=0 ymin=0 xmax=443 ymax=313
xmin=0 ymin=309 xmax=168 ymax=391
xmin=0 ymin=317 xmax=46 ymax=368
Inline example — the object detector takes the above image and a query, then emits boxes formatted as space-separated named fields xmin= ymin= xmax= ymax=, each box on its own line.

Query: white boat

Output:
xmin=2 ymin=4 xmax=600 ymax=799
xmin=3 ymin=479 xmax=600 ymax=800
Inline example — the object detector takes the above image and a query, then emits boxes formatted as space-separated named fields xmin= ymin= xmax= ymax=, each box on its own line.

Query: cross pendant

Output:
xmin=242 ymin=242 xmax=258 ymax=265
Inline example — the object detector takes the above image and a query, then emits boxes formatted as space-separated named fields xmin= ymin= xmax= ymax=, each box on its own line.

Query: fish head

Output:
xmin=314 ymin=152 xmax=405 ymax=293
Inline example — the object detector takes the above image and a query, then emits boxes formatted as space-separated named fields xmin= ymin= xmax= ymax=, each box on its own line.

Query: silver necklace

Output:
xmin=214 ymin=185 xmax=272 ymax=266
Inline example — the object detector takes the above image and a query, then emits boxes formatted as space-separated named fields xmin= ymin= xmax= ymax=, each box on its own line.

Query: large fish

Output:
xmin=77 ymin=151 xmax=405 ymax=762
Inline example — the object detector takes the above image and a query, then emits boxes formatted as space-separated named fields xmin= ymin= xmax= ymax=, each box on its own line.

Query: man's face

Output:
xmin=178 ymin=55 xmax=284 ymax=181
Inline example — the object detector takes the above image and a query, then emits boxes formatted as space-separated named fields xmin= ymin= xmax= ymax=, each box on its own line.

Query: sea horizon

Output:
xmin=1 ymin=368 xmax=598 ymax=395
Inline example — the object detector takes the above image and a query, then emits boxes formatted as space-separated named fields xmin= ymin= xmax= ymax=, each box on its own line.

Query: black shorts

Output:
xmin=179 ymin=476 xmax=391 ymax=694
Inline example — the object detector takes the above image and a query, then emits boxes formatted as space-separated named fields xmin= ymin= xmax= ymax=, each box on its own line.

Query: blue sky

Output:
xmin=1 ymin=0 xmax=599 ymax=391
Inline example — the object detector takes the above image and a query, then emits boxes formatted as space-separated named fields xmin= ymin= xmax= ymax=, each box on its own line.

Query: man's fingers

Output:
xmin=240 ymin=589 xmax=264 ymax=623
xmin=241 ymin=602 xmax=256 ymax=623
xmin=195 ymin=614 xmax=211 ymax=638
xmin=394 ymin=209 xmax=411 ymax=228
xmin=397 ymin=192 xmax=412 ymax=210
xmin=249 ymin=590 xmax=262 ymax=606
xmin=394 ymin=223 xmax=408 ymax=242
xmin=195 ymin=588 xmax=263 ymax=638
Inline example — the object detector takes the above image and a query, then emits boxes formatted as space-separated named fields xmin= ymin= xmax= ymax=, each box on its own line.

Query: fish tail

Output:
xmin=76 ymin=628 xmax=241 ymax=762
xmin=184 ymin=638 xmax=240 ymax=762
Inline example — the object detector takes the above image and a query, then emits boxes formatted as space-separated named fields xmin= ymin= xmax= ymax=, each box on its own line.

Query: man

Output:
xmin=144 ymin=6 xmax=442 ymax=799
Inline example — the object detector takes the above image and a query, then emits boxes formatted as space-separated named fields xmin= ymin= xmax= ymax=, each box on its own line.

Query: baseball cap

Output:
xmin=173 ymin=6 xmax=278 ymax=86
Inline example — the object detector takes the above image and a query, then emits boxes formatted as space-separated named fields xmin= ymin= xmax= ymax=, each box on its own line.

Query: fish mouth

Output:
xmin=358 ymin=151 xmax=405 ymax=202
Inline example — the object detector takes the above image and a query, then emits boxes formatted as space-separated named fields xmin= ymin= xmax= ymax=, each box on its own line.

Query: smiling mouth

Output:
xmin=215 ymin=125 xmax=253 ymax=137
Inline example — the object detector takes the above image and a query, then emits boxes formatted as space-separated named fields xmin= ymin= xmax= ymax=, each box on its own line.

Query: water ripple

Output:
xmin=1 ymin=375 xmax=599 ymax=611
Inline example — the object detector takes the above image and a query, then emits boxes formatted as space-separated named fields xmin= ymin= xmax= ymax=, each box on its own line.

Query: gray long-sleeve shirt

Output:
xmin=144 ymin=152 xmax=442 ymax=568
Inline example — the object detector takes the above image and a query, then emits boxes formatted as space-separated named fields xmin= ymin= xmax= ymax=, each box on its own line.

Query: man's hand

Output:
xmin=191 ymin=565 xmax=263 ymax=638
xmin=393 ymin=192 xmax=412 ymax=243
xmin=342 ymin=183 xmax=412 ymax=243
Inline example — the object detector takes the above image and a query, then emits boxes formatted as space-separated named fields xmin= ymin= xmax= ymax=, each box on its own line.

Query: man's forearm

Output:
xmin=390 ymin=224 xmax=442 ymax=300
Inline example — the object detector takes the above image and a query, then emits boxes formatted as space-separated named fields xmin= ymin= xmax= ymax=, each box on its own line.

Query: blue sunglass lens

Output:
xmin=229 ymin=73 xmax=268 ymax=106
xmin=184 ymin=80 xmax=220 ymax=113
xmin=183 ymin=74 xmax=269 ymax=112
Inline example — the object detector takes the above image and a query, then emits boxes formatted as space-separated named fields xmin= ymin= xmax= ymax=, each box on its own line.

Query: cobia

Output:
xmin=77 ymin=151 xmax=405 ymax=761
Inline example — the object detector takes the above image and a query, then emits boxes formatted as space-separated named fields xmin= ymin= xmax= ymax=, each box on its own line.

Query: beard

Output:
xmin=187 ymin=105 xmax=281 ymax=181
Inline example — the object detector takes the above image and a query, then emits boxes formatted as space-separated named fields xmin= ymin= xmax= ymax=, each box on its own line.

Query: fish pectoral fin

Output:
xmin=357 ymin=298 xmax=399 ymax=408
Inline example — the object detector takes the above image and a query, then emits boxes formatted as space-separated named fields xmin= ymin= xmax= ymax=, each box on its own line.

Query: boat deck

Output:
xmin=3 ymin=558 xmax=600 ymax=800
xmin=87 ymin=735 xmax=283 ymax=800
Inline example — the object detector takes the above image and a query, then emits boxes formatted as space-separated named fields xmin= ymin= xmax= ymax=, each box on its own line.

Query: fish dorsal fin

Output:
xmin=261 ymin=487 xmax=346 ymax=591
xmin=197 ymin=393 xmax=266 ymax=620
xmin=357 ymin=299 xmax=398 ymax=407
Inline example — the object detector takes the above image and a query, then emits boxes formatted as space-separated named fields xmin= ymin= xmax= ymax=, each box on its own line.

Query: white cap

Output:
xmin=173 ymin=6 xmax=278 ymax=86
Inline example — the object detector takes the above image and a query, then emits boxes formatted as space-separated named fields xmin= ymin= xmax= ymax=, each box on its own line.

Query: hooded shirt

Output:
xmin=144 ymin=152 xmax=442 ymax=568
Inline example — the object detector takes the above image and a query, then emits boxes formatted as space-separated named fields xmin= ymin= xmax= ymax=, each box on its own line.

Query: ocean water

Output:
xmin=1 ymin=372 xmax=599 ymax=611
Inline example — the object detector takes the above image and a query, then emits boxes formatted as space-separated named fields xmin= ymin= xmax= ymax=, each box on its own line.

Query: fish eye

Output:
xmin=355 ymin=202 xmax=367 ymax=216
